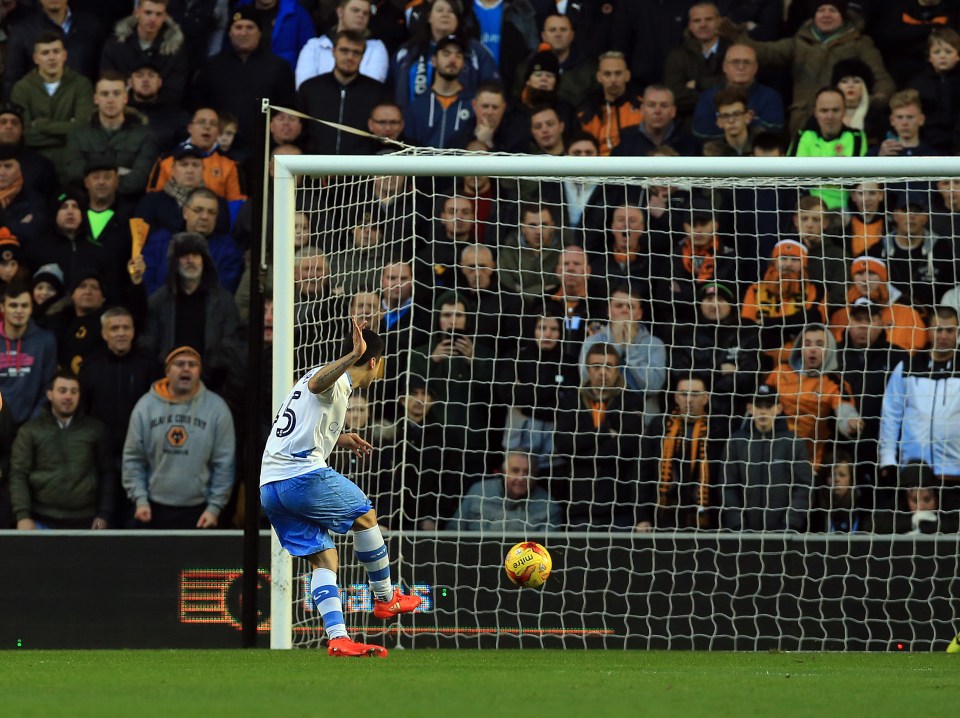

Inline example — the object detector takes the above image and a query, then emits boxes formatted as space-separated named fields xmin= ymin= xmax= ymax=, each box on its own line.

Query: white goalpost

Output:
xmin=269 ymin=152 xmax=960 ymax=651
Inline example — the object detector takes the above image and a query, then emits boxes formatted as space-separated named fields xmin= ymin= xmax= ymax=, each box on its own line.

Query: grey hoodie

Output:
xmin=122 ymin=379 xmax=235 ymax=515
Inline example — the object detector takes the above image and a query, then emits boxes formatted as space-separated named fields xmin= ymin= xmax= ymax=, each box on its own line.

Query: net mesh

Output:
xmin=279 ymin=148 xmax=960 ymax=649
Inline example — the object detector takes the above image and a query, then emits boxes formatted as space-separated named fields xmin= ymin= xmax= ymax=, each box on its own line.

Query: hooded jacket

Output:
xmin=403 ymin=88 xmax=476 ymax=149
xmin=448 ymin=476 xmax=559 ymax=533
xmin=765 ymin=324 xmax=861 ymax=467
xmin=577 ymin=90 xmax=644 ymax=156
xmin=579 ymin=322 xmax=667 ymax=422
xmin=9 ymin=409 xmax=113 ymax=523
xmin=880 ymin=349 xmax=960 ymax=475
xmin=121 ymin=378 xmax=235 ymax=515
xmin=407 ymin=295 xmax=495 ymax=450
xmin=0 ymin=319 xmax=58 ymax=425
xmin=721 ymin=416 xmax=813 ymax=531
xmin=140 ymin=235 xmax=243 ymax=389
xmin=393 ymin=36 xmax=500 ymax=109
xmin=102 ymin=15 xmax=188 ymax=105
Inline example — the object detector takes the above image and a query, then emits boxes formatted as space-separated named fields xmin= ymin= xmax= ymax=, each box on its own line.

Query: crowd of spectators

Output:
xmin=0 ymin=0 xmax=959 ymax=536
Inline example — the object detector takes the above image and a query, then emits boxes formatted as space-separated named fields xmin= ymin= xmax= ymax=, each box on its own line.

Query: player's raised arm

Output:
xmin=307 ymin=317 xmax=368 ymax=395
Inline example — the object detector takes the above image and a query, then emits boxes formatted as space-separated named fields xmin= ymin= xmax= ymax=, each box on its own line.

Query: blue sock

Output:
xmin=354 ymin=526 xmax=393 ymax=601
xmin=310 ymin=568 xmax=348 ymax=640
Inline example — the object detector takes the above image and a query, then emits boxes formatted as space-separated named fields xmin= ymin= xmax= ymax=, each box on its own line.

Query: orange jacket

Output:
xmin=147 ymin=150 xmax=246 ymax=201
xmin=829 ymin=303 xmax=927 ymax=354
xmin=578 ymin=94 xmax=644 ymax=156
xmin=766 ymin=365 xmax=856 ymax=469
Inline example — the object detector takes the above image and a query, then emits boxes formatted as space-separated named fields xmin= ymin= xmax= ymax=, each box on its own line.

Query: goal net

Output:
xmin=269 ymin=150 xmax=960 ymax=651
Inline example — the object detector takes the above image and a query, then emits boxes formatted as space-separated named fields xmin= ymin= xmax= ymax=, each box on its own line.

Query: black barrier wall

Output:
xmin=1 ymin=532 xmax=958 ymax=650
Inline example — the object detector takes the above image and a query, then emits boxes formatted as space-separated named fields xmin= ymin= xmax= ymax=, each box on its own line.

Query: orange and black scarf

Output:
xmin=754 ymin=263 xmax=818 ymax=319
xmin=658 ymin=414 xmax=710 ymax=508
xmin=0 ymin=175 xmax=23 ymax=209
xmin=681 ymin=237 xmax=718 ymax=282
xmin=845 ymin=280 xmax=890 ymax=307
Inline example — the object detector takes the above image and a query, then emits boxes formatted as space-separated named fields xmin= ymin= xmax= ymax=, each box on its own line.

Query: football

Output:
xmin=504 ymin=542 xmax=552 ymax=588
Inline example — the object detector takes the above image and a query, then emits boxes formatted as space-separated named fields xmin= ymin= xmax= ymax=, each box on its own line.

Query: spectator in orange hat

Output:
xmin=829 ymin=255 xmax=927 ymax=354
xmin=741 ymin=238 xmax=827 ymax=362
xmin=0 ymin=227 xmax=29 ymax=293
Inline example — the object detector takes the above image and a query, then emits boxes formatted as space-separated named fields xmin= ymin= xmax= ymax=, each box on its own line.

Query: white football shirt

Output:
xmin=260 ymin=371 xmax=352 ymax=486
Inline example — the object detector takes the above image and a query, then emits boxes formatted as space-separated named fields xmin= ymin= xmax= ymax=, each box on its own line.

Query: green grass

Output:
xmin=3 ymin=650 xmax=958 ymax=718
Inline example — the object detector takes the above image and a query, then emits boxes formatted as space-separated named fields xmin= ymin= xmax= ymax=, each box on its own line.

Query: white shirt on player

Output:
xmin=260 ymin=370 xmax=352 ymax=486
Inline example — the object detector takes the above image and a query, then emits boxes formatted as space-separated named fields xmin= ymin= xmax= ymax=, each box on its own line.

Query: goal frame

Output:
xmin=268 ymin=154 xmax=960 ymax=649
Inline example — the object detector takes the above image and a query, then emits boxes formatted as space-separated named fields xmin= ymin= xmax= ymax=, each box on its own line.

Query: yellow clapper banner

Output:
xmin=130 ymin=218 xmax=149 ymax=259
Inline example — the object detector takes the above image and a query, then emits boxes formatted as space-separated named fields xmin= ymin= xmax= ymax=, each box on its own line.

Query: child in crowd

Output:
xmin=909 ymin=27 xmax=960 ymax=154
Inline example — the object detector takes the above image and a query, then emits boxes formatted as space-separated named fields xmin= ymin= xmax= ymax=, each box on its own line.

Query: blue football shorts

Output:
xmin=260 ymin=467 xmax=373 ymax=557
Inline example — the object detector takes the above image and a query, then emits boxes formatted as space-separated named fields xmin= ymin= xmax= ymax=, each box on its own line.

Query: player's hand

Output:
xmin=91 ymin=517 xmax=108 ymax=530
xmin=134 ymin=505 xmax=152 ymax=524
xmin=352 ymin=316 xmax=368 ymax=358
xmin=196 ymin=511 xmax=219 ymax=529
xmin=337 ymin=432 xmax=374 ymax=457
xmin=16 ymin=518 xmax=37 ymax=531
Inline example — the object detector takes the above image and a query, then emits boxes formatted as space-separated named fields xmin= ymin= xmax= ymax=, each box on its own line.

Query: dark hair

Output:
xmin=609 ymin=281 xmax=643 ymax=303
xmin=3 ymin=281 xmax=31 ymax=301
xmin=565 ymin=131 xmax=600 ymax=152
xmin=673 ymin=371 xmax=711 ymax=393
xmin=753 ymin=131 xmax=786 ymax=154
xmin=351 ymin=328 xmax=384 ymax=365
xmin=528 ymin=104 xmax=560 ymax=121
xmin=474 ymin=82 xmax=506 ymax=99
xmin=934 ymin=305 xmax=960 ymax=324
xmin=713 ymin=86 xmax=749 ymax=111
xmin=370 ymin=99 xmax=403 ymax=115
xmin=585 ymin=341 xmax=621 ymax=364
xmin=33 ymin=30 xmax=65 ymax=49
xmin=97 ymin=70 xmax=128 ymax=86
xmin=519 ymin=202 xmax=551 ymax=222
xmin=334 ymin=29 xmax=367 ymax=48
xmin=49 ymin=368 xmax=80 ymax=390
xmin=900 ymin=461 xmax=936 ymax=490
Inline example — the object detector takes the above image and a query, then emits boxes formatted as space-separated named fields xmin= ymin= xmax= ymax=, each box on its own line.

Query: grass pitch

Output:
xmin=4 ymin=649 xmax=957 ymax=718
